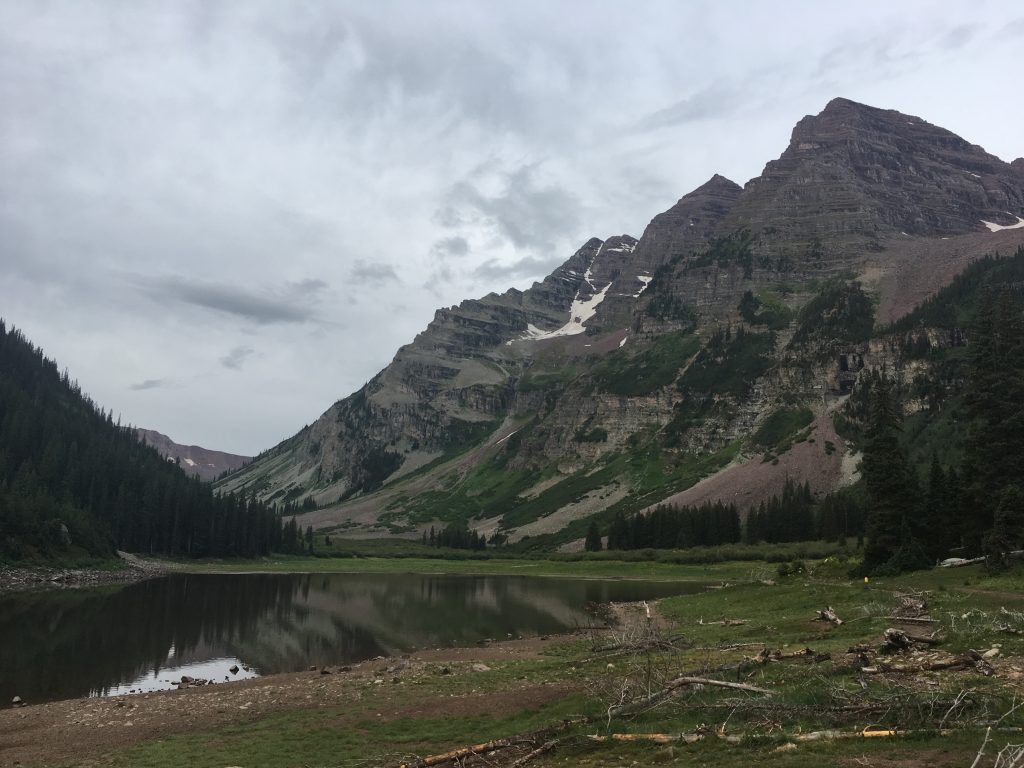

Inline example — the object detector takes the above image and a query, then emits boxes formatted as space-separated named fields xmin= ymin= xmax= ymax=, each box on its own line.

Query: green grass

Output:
xmin=752 ymin=407 xmax=815 ymax=449
xmin=591 ymin=331 xmax=701 ymax=396
xmin=105 ymin=693 xmax=595 ymax=768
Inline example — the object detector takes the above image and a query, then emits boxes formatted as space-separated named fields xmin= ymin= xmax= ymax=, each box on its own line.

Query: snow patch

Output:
xmin=183 ymin=458 xmax=196 ymax=467
xmin=521 ymin=283 xmax=611 ymax=341
xmin=969 ymin=172 xmax=982 ymax=179
xmin=618 ymin=335 xmax=628 ymax=348
xmin=981 ymin=215 xmax=1024 ymax=233
xmin=633 ymin=275 xmax=653 ymax=298
xmin=604 ymin=241 xmax=636 ymax=254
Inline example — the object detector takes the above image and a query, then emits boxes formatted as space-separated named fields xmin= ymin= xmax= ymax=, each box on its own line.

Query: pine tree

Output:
xmin=861 ymin=375 xmax=921 ymax=573
xmin=963 ymin=289 xmax=1024 ymax=552
xmin=923 ymin=455 xmax=948 ymax=560
xmin=983 ymin=485 xmax=1024 ymax=571
xmin=584 ymin=520 xmax=603 ymax=552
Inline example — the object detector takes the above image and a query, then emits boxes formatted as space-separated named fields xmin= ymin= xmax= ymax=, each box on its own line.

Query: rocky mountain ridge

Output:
xmin=218 ymin=98 xmax=1024 ymax=547
xmin=137 ymin=428 xmax=250 ymax=482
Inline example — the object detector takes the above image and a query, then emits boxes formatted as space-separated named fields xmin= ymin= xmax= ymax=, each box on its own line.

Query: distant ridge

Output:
xmin=136 ymin=428 xmax=250 ymax=482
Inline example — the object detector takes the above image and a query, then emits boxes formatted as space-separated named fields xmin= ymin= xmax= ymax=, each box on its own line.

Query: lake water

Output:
xmin=0 ymin=571 xmax=707 ymax=705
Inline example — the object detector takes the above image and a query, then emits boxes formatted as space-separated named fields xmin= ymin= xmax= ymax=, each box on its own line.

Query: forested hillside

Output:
xmin=853 ymin=247 xmax=1024 ymax=572
xmin=0 ymin=321 xmax=283 ymax=561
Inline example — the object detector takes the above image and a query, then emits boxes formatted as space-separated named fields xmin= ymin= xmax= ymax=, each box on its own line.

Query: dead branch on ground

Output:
xmin=814 ymin=606 xmax=844 ymax=625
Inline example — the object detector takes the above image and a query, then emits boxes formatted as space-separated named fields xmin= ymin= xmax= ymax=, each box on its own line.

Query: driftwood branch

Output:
xmin=815 ymin=606 xmax=844 ymax=626
xmin=698 ymin=618 xmax=748 ymax=626
xmin=397 ymin=719 xmax=587 ymax=768
xmin=509 ymin=738 xmax=562 ymax=767
xmin=608 ymin=675 xmax=773 ymax=719
xmin=862 ymin=651 xmax=994 ymax=676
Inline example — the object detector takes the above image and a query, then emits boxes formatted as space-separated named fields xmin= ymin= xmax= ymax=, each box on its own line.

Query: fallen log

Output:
xmin=940 ymin=557 xmax=985 ymax=568
xmin=588 ymin=733 xmax=691 ymax=744
xmin=883 ymin=627 xmax=941 ymax=651
xmin=698 ymin=618 xmax=748 ymax=626
xmin=509 ymin=738 xmax=562 ymax=767
xmin=748 ymin=647 xmax=822 ymax=665
xmin=398 ymin=737 xmax=522 ymax=767
xmin=398 ymin=718 xmax=588 ymax=768
xmin=862 ymin=652 xmax=994 ymax=676
xmin=815 ymin=606 xmax=844 ymax=626
xmin=608 ymin=675 xmax=773 ymax=719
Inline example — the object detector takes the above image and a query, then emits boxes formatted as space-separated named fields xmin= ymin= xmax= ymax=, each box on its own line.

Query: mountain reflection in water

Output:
xmin=0 ymin=571 xmax=705 ymax=704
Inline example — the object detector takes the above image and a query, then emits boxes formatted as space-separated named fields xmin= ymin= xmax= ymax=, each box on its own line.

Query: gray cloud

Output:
xmin=938 ymin=24 xmax=979 ymax=50
xmin=349 ymin=261 xmax=399 ymax=286
xmin=138 ymin=276 xmax=325 ymax=325
xmin=634 ymin=84 xmax=742 ymax=131
xmin=473 ymin=255 xmax=561 ymax=282
xmin=130 ymin=378 xmax=169 ymax=391
xmin=220 ymin=346 xmax=255 ymax=370
xmin=997 ymin=18 xmax=1024 ymax=39
xmin=438 ymin=165 xmax=581 ymax=255
xmin=432 ymin=236 xmax=470 ymax=258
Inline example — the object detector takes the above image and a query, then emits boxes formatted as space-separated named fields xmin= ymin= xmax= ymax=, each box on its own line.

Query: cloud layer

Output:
xmin=1 ymin=0 xmax=1021 ymax=453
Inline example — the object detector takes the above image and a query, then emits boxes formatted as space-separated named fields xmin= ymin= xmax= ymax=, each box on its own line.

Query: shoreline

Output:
xmin=0 ymin=552 xmax=171 ymax=594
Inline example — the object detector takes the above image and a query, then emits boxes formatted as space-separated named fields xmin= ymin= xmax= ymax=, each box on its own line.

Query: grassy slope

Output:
xmin=85 ymin=559 xmax=1024 ymax=768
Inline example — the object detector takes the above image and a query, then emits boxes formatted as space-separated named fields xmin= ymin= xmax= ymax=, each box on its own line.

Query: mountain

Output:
xmin=0 ymin=322 xmax=282 ymax=561
xmin=218 ymin=98 xmax=1024 ymax=549
xmin=136 ymin=428 xmax=250 ymax=482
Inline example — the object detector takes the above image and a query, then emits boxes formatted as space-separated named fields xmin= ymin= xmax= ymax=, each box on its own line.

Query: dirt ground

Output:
xmin=0 ymin=636 xmax=574 ymax=767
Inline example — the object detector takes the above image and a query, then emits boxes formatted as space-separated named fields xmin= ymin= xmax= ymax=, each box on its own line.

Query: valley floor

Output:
xmin=2 ymin=559 xmax=1023 ymax=768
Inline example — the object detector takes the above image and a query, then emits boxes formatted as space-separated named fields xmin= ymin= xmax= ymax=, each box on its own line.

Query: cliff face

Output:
xmin=218 ymin=98 xmax=1024 ymax=542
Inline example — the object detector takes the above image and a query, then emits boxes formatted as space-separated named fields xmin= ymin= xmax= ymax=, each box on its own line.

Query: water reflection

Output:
xmin=0 ymin=572 xmax=704 ymax=704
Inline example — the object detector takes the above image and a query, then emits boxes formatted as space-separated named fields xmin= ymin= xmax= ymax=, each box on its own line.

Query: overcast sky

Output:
xmin=2 ymin=1 xmax=1022 ymax=455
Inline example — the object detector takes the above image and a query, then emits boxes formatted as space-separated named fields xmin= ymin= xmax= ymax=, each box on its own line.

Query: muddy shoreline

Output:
xmin=0 ymin=631 xmax=575 ymax=767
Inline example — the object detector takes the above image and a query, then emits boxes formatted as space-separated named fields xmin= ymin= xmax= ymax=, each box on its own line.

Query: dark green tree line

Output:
xmin=0 ymin=321 xmax=283 ymax=560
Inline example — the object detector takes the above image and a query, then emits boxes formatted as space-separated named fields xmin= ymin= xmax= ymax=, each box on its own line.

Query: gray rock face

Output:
xmin=727 ymin=97 xmax=1024 ymax=257
xmin=220 ymin=237 xmax=627 ymax=502
xmin=1012 ymin=158 xmax=1024 ymax=175
xmin=631 ymin=174 xmax=742 ymax=273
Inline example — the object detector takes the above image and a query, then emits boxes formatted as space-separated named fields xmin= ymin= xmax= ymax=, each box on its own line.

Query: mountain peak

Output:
xmin=695 ymin=174 xmax=741 ymax=194
xmin=730 ymin=98 xmax=1024 ymax=242
xmin=1013 ymin=158 xmax=1024 ymax=174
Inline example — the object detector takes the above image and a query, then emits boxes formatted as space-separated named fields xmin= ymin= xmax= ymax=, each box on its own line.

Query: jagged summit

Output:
xmin=727 ymin=98 xmax=1024 ymax=249
xmin=1013 ymin=158 xmax=1024 ymax=174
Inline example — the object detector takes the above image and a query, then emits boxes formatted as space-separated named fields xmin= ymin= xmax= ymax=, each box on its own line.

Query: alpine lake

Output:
xmin=0 ymin=571 xmax=708 ymax=705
